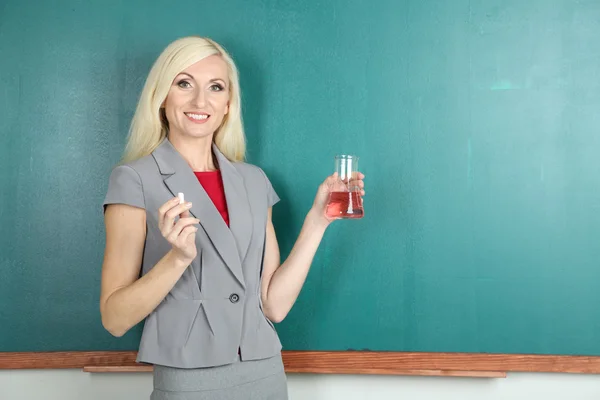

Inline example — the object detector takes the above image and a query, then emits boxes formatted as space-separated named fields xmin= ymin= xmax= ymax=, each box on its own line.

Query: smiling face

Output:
xmin=162 ymin=55 xmax=230 ymax=140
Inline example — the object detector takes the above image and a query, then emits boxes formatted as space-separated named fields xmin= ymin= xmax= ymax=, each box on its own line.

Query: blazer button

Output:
xmin=229 ymin=293 xmax=240 ymax=303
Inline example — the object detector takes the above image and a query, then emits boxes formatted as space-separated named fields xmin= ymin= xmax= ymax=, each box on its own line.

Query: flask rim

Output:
xmin=334 ymin=154 xmax=359 ymax=160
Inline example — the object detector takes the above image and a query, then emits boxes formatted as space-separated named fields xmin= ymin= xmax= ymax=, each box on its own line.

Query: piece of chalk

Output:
xmin=178 ymin=192 xmax=185 ymax=204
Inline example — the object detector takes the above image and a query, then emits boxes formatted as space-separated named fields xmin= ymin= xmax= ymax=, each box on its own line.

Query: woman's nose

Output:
xmin=191 ymin=89 xmax=207 ymax=108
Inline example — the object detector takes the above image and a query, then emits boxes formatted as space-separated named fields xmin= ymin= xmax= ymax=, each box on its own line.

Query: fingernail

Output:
xmin=186 ymin=202 xmax=192 ymax=207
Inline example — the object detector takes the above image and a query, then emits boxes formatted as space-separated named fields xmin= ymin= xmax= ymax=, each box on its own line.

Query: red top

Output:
xmin=194 ymin=170 xmax=229 ymax=226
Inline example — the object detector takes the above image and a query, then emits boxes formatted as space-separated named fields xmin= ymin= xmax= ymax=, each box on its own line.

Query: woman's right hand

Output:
xmin=158 ymin=197 xmax=200 ymax=265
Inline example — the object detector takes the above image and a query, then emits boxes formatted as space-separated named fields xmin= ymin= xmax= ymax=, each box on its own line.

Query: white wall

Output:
xmin=2 ymin=370 xmax=600 ymax=400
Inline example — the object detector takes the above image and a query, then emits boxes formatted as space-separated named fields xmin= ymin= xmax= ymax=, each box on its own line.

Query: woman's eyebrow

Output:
xmin=176 ymin=72 xmax=195 ymax=80
xmin=176 ymin=74 xmax=226 ymax=83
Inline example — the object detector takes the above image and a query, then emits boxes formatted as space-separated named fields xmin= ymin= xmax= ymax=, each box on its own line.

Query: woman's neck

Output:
xmin=168 ymin=133 xmax=218 ymax=172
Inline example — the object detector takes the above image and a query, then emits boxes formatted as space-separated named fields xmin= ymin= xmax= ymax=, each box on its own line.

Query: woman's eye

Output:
xmin=177 ymin=80 xmax=192 ymax=88
xmin=210 ymin=83 xmax=224 ymax=91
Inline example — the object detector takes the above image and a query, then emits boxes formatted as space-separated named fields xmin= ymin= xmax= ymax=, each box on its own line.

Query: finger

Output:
xmin=159 ymin=199 xmax=189 ymax=230
xmin=167 ymin=218 xmax=200 ymax=243
xmin=158 ymin=198 xmax=181 ymax=230
xmin=165 ymin=203 xmax=193 ymax=220
xmin=180 ymin=209 xmax=191 ymax=218
xmin=170 ymin=217 xmax=200 ymax=237
xmin=179 ymin=225 xmax=198 ymax=244
xmin=328 ymin=172 xmax=340 ymax=183
xmin=348 ymin=179 xmax=364 ymax=188
xmin=158 ymin=197 xmax=181 ymax=218
xmin=322 ymin=174 xmax=337 ymax=190
xmin=331 ymin=172 xmax=347 ymax=183
xmin=162 ymin=202 xmax=193 ymax=230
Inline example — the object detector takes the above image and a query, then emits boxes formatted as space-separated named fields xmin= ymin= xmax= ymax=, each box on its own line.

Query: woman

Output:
xmin=100 ymin=36 xmax=365 ymax=399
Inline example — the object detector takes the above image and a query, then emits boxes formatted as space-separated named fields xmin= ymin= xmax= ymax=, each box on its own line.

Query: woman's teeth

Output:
xmin=185 ymin=113 xmax=209 ymax=120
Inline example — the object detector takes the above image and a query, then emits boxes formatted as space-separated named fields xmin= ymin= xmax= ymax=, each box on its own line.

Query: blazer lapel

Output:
xmin=213 ymin=143 xmax=253 ymax=265
xmin=151 ymin=139 xmax=246 ymax=288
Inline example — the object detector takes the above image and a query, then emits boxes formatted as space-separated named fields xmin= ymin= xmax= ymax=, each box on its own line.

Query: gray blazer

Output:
xmin=103 ymin=138 xmax=282 ymax=368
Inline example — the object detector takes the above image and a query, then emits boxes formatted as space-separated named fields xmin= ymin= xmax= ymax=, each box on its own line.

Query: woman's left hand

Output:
xmin=309 ymin=172 xmax=365 ymax=227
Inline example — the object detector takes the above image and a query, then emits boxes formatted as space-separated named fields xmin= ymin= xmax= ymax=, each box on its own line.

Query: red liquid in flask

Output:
xmin=325 ymin=192 xmax=364 ymax=219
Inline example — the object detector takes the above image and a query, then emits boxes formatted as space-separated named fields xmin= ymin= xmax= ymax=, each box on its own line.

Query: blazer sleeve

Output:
xmin=102 ymin=165 xmax=146 ymax=211
xmin=259 ymin=168 xmax=280 ymax=208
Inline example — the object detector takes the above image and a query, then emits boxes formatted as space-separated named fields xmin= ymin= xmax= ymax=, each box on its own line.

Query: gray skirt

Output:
xmin=150 ymin=353 xmax=288 ymax=400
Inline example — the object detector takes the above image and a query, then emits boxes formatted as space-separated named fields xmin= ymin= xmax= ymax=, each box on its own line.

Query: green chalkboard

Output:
xmin=2 ymin=0 xmax=600 ymax=356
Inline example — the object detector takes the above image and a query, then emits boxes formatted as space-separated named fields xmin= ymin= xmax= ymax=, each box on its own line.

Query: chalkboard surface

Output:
xmin=1 ymin=0 xmax=600 ymax=356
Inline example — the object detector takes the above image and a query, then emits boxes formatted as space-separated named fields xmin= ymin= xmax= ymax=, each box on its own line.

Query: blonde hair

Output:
xmin=122 ymin=36 xmax=246 ymax=163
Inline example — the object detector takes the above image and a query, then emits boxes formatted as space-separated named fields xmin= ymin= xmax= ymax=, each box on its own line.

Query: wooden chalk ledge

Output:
xmin=8 ymin=350 xmax=600 ymax=375
xmin=82 ymin=365 xmax=505 ymax=378
xmin=83 ymin=365 xmax=153 ymax=373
